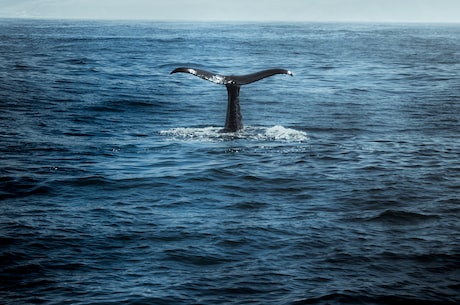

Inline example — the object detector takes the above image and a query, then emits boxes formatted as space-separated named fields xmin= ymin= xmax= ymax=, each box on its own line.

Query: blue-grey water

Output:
xmin=1 ymin=19 xmax=459 ymax=305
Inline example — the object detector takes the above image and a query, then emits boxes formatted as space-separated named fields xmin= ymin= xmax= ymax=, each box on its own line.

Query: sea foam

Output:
xmin=159 ymin=125 xmax=308 ymax=142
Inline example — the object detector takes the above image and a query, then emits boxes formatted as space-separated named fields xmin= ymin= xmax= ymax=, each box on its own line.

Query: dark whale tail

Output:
xmin=171 ymin=67 xmax=293 ymax=132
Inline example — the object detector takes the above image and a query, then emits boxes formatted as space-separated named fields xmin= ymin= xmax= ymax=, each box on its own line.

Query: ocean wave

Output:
xmin=158 ymin=125 xmax=308 ymax=142
xmin=0 ymin=176 xmax=52 ymax=200
xmin=291 ymin=293 xmax=459 ymax=305
xmin=368 ymin=209 xmax=439 ymax=224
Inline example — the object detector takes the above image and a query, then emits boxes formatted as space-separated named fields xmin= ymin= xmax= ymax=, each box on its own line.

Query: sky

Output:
xmin=0 ymin=0 xmax=459 ymax=23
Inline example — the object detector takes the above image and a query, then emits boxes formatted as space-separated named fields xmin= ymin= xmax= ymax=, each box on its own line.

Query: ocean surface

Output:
xmin=0 ymin=19 xmax=459 ymax=305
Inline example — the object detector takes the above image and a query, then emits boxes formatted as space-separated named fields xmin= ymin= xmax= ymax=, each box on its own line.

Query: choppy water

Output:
xmin=1 ymin=19 xmax=459 ymax=305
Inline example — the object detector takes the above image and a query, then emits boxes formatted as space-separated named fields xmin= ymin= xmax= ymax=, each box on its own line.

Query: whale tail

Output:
xmin=170 ymin=67 xmax=293 ymax=85
xmin=170 ymin=67 xmax=293 ymax=132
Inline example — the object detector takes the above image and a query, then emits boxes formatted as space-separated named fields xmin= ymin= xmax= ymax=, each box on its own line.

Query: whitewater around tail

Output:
xmin=159 ymin=125 xmax=308 ymax=142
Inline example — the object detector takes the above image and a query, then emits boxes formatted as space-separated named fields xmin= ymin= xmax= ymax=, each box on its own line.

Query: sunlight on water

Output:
xmin=159 ymin=125 xmax=308 ymax=142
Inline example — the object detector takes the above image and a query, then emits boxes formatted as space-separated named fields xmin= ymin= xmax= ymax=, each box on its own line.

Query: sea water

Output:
xmin=0 ymin=19 xmax=459 ymax=304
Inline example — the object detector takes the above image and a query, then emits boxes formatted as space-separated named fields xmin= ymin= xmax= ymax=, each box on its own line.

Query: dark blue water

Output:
xmin=1 ymin=19 xmax=459 ymax=305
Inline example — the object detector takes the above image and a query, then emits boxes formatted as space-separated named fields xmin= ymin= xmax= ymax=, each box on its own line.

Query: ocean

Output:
xmin=0 ymin=19 xmax=459 ymax=305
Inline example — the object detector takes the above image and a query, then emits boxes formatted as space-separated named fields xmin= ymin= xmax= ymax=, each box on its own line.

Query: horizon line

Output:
xmin=1 ymin=16 xmax=459 ymax=25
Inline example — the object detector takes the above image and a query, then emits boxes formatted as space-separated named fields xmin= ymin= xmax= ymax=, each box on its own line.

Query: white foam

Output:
xmin=159 ymin=127 xmax=223 ymax=141
xmin=264 ymin=125 xmax=308 ymax=142
xmin=159 ymin=126 xmax=308 ymax=143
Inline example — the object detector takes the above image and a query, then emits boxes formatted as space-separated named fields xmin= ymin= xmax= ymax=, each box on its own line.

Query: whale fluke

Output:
xmin=171 ymin=67 xmax=293 ymax=132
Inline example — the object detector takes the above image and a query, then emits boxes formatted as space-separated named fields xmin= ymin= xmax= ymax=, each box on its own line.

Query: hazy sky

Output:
xmin=1 ymin=0 xmax=459 ymax=23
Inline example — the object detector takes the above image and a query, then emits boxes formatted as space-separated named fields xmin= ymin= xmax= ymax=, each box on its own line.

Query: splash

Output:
xmin=264 ymin=125 xmax=308 ymax=142
xmin=159 ymin=125 xmax=308 ymax=142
